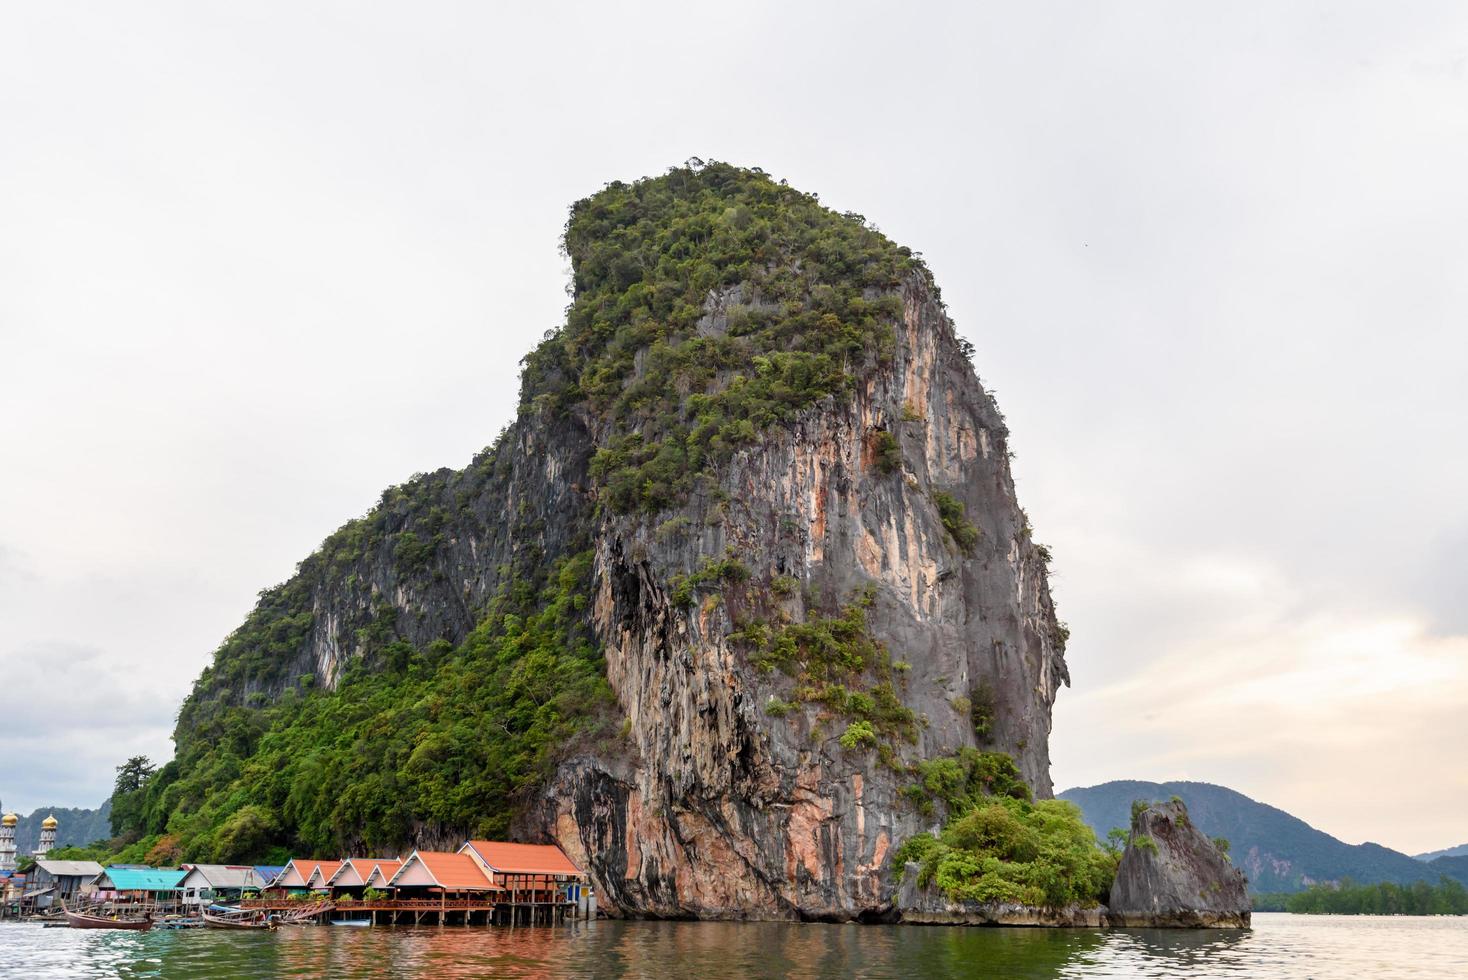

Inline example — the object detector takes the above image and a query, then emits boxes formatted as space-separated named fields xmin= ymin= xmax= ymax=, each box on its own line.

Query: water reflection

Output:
xmin=1107 ymin=927 xmax=1251 ymax=962
xmin=0 ymin=913 xmax=1462 ymax=980
xmin=1075 ymin=927 xmax=1254 ymax=978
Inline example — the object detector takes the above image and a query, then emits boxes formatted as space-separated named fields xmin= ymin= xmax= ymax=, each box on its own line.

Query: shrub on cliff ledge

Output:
xmin=872 ymin=429 xmax=902 ymax=475
xmin=839 ymin=720 xmax=878 ymax=750
xmin=903 ymin=748 xmax=1031 ymax=817
xmin=896 ymin=796 xmax=1116 ymax=908
xmin=932 ymin=491 xmax=980 ymax=553
xmin=736 ymin=589 xmax=918 ymax=749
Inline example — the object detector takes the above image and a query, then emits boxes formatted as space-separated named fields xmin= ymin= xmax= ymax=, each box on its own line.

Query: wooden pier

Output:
xmin=1 ymin=840 xmax=596 ymax=927
xmin=239 ymin=896 xmax=578 ymax=926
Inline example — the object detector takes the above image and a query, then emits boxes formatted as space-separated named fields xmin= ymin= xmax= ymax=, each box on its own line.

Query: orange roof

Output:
xmin=368 ymin=859 xmax=403 ymax=882
xmin=463 ymin=841 xmax=583 ymax=876
xmin=308 ymin=860 xmax=343 ymax=887
xmin=274 ymin=860 xmax=314 ymax=888
xmin=390 ymin=851 xmax=497 ymax=891
xmin=327 ymin=859 xmax=375 ymax=886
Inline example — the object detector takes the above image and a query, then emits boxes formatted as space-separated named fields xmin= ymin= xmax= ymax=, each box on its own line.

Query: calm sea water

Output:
xmin=0 ymin=913 xmax=1463 ymax=979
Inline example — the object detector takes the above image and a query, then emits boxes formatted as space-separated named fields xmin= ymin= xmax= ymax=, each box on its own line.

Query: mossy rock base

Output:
xmin=896 ymin=870 xmax=1105 ymax=926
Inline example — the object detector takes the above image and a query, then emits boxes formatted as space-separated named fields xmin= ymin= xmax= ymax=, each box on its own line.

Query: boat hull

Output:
xmin=202 ymin=911 xmax=276 ymax=930
xmin=64 ymin=910 xmax=153 ymax=931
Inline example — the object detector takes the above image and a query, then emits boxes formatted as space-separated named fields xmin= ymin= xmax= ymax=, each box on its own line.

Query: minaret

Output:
xmin=0 ymin=813 xmax=16 ymax=871
xmin=35 ymin=814 xmax=57 ymax=861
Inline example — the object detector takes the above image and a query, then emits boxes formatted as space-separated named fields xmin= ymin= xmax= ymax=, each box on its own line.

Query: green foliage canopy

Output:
xmin=528 ymin=162 xmax=926 ymax=514
xmin=896 ymin=795 xmax=1116 ymax=908
xmin=1270 ymin=877 xmax=1468 ymax=915
xmin=109 ymin=551 xmax=616 ymax=862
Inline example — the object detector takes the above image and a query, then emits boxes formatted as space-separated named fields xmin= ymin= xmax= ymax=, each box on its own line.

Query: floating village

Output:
xmin=0 ymin=811 xmax=592 ymax=931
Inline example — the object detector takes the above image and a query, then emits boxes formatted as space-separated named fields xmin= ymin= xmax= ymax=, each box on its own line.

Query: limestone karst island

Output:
xmin=3 ymin=163 xmax=1247 ymax=932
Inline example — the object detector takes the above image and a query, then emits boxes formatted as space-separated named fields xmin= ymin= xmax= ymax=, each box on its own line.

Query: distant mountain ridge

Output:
xmin=1058 ymin=780 xmax=1466 ymax=894
xmin=1427 ymin=855 xmax=1468 ymax=881
xmin=1415 ymin=843 xmax=1468 ymax=861
xmin=3 ymin=803 xmax=111 ymax=855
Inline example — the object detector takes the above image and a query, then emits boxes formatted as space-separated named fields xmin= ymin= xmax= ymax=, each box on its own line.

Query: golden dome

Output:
xmin=41 ymin=814 xmax=58 ymax=829
xmin=1 ymin=813 xmax=16 ymax=827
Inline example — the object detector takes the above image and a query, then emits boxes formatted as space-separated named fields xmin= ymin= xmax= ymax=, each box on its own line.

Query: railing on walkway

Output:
xmin=241 ymin=898 xmax=510 ymax=911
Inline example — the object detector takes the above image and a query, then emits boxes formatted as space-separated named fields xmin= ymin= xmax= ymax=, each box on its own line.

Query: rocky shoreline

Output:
xmin=895 ymin=879 xmax=1107 ymax=927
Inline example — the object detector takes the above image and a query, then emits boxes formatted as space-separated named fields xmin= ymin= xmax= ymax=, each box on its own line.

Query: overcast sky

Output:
xmin=2 ymin=1 xmax=1464 ymax=854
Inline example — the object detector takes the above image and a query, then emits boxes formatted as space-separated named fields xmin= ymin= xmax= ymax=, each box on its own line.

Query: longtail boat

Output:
xmin=202 ymin=909 xmax=276 ymax=930
xmin=62 ymin=905 xmax=153 ymax=931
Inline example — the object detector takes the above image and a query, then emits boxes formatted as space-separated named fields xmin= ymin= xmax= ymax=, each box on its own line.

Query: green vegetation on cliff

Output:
xmin=896 ymin=795 xmax=1116 ymax=908
xmin=528 ymin=162 xmax=924 ymax=514
xmin=111 ymin=549 xmax=614 ymax=860
xmin=735 ymin=588 xmax=917 ymax=761
xmin=931 ymin=491 xmax=981 ymax=553
xmin=901 ymin=748 xmax=1032 ymax=816
xmin=896 ymin=751 xmax=1116 ymax=908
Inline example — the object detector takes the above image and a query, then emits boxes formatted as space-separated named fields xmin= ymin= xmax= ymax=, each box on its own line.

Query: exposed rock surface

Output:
xmin=519 ymin=272 xmax=1069 ymax=920
xmin=1107 ymin=800 xmax=1250 ymax=928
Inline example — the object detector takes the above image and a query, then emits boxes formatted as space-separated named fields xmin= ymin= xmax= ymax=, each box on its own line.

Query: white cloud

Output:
xmin=0 ymin=640 xmax=177 ymax=811
xmin=1054 ymin=604 xmax=1468 ymax=852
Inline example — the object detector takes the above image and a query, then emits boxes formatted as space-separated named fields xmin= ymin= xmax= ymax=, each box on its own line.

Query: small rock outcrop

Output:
xmin=1107 ymin=800 xmax=1250 ymax=928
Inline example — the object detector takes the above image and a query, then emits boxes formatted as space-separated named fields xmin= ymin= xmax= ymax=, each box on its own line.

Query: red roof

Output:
xmin=308 ymin=860 xmax=343 ymax=887
xmin=366 ymin=859 xmax=402 ymax=884
xmin=463 ymin=841 xmax=583 ymax=876
xmin=274 ymin=860 xmax=314 ymax=888
xmin=327 ymin=859 xmax=374 ymax=886
xmin=391 ymin=851 xmax=498 ymax=891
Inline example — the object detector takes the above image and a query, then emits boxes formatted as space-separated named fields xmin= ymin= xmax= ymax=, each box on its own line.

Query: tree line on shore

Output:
xmin=1254 ymin=876 xmax=1468 ymax=914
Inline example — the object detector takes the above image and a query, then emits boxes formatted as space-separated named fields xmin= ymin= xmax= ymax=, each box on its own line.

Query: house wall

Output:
xmin=391 ymin=859 xmax=438 ymax=887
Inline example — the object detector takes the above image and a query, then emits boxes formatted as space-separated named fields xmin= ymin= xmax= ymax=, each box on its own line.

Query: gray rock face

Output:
xmin=528 ymin=274 xmax=1068 ymax=919
xmin=1107 ymin=800 xmax=1251 ymax=928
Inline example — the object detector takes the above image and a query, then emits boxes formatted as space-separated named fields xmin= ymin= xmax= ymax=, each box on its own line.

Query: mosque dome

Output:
xmin=41 ymin=814 xmax=58 ymax=829
xmin=1 ymin=813 xmax=15 ymax=827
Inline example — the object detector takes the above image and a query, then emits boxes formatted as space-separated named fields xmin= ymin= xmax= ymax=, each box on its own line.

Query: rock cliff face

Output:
xmin=1107 ymin=800 xmax=1251 ymax=928
xmin=160 ymin=163 xmax=1069 ymax=921
xmin=527 ymin=272 xmax=1067 ymax=919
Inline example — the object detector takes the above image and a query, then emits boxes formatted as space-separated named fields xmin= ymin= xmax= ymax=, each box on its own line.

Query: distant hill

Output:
xmin=8 ymin=803 xmax=111 ymax=854
xmin=1415 ymin=843 xmax=1468 ymax=861
xmin=1058 ymin=780 xmax=1466 ymax=894
xmin=1427 ymin=855 xmax=1468 ymax=881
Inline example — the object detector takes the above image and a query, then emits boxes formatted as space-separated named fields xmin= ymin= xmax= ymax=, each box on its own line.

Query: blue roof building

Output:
xmin=95 ymin=866 xmax=187 ymax=893
xmin=254 ymin=865 xmax=285 ymax=887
